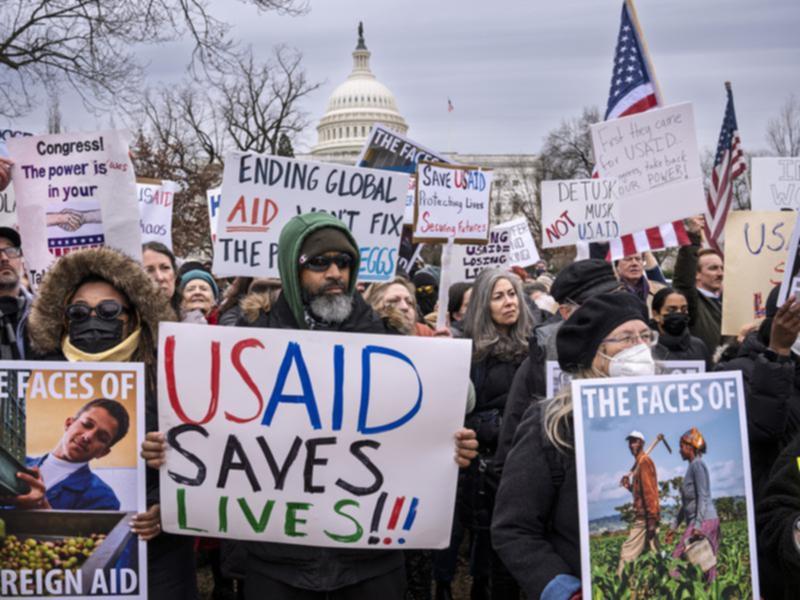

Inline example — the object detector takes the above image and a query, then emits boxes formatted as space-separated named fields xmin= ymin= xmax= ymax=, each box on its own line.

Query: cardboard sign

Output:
xmin=356 ymin=125 xmax=452 ymax=226
xmin=413 ymin=162 xmax=493 ymax=244
xmin=545 ymin=360 xmax=705 ymax=398
xmin=722 ymin=211 xmax=794 ymax=335
xmin=157 ymin=323 xmax=471 ymax=548
xmin=450 ymin=218 xmax=540 ymax=281
xmin=541 ymin=179 xmax=621 ymax=248
xmin=572 ymin=372 xmax=759 ymax=599
xmin=8 ymin=130 xmax=141 ymax=288
xmin=206 ymin=187 xmax=222 ymax=244
xmin=138 ymin=178 xmax=178 ymax=249
xmin=0 ymin=361 xmax=146 ymax=599
xmin=751 ymin=157 xmax=800 ymax=211
xmin=212 ymin=153 xmax=408 ymax=282
xmin=590 ymin=103 xmax=705 ymax=234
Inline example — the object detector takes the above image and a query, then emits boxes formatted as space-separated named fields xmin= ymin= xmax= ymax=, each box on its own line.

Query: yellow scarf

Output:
xmin=62 ymin=327 xmax=141 ymax=363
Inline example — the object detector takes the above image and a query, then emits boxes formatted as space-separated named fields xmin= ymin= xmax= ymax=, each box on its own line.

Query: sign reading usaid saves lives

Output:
xmin=157 ymin=323 xmax=471 ymax=548
xmin=213 ymin=153 xmax=408 ymax=282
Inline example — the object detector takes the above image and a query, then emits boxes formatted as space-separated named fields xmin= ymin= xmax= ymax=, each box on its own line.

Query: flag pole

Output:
xmin=625 ymin=0 xmax=665 ymax=106
xmin=726 ymin=80 xmax=752 ymax=204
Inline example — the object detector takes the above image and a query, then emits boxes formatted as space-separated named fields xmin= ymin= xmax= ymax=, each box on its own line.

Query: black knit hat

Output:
xmin=550 ymin=259 xmax=619 ymax=304
xmin=299 ymin=227 xmax=358 ymax=264
xmin=557 ymin=292 xmax=649 ymax=372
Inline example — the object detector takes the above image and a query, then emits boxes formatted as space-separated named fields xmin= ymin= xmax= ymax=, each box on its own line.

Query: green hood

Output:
xmin=278 ymin=212 xmax=361 ymax=329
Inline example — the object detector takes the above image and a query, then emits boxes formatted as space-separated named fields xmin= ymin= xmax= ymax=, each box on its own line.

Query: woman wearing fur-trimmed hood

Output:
xmin=27 ymin=246 xmax=174 ymax=371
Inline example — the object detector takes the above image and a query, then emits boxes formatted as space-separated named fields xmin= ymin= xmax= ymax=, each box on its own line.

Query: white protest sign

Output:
xmin=590 ymin=103 xmax=705 ymax=234
xmin=545 ymin=359 xmax=705 ymax=398
xmin=0 ymin=128 xmax=33 ymax=229
xmin=751 ymin=157 xmax=800 ymax=211
xmin=355 ymin=125 xmax=453 ymax=227
xmin=213 ymin=153 xmax=408 ymax=282
xmin=8 ymin=130 xmax=141 ymax=287
xmin=541 ymin=179 xmax=621 ymax=248
xmin=157 ymin=323 xmax=471 ymax=548
xmin=0 ymin=186 xmax=16 ymax=228
xmin=450 ymin=218 xmax=540 ymax=281
xmin=413 ymin=162 xmax=492 ymax=244
xmin=138 ymin=178 xmax=178 ymax=248
xmin=779 ymin=210 xmax=800 ymax=305
xmin=206 ymin=187 xmax=222 ymax=243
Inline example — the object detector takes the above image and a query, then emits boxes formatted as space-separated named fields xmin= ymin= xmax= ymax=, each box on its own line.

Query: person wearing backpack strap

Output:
xmin=491 ymin=292 xmax=652 ymax=600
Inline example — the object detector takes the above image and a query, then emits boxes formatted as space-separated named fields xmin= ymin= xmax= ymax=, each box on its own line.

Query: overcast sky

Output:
xmin=8 ymin=0 xmax=800 ymax=156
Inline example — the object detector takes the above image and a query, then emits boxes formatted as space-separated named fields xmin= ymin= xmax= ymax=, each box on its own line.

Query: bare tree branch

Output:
xmin=766 ymin=93 xmax=800 ymax=157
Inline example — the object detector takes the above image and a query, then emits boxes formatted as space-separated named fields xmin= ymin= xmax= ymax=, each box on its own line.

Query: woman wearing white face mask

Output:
xmin=491 ymin=292 xmax=651 ymax=600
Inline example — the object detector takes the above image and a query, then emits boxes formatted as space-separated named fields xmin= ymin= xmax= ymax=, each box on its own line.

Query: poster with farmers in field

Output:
xmin=571 ymin=372 xmax=759 ymax=598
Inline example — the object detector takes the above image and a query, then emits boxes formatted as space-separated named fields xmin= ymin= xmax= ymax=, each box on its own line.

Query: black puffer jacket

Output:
xmin=468 ymin=352 xmax=526 ymax=451
xmin=716 ymin=333 xmax=798 ymax=503
xmin=652 ymin=328 xmax=712 ymax=370
xmin=491 ymin=402 xmax=579 ymax=599
xmin=757 ymin=432 xmax=800 ymax=600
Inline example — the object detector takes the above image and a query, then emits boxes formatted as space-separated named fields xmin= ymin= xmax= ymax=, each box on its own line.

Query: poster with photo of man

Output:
xmin=0 ymin=361 xmax=146 ymax=599
xmin=572 ymin=371 xmax=759 ymax=598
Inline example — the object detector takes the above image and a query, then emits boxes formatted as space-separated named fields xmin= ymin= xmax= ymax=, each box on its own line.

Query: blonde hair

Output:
xmin=363 ymin=276 xmax=417 ymax=335
xmin=543 ymin=366 xmax=606 ymax=451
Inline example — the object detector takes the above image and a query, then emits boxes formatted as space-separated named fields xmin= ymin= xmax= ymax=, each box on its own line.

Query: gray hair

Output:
xmin=462 ymin=269 xmax=532 ymax=362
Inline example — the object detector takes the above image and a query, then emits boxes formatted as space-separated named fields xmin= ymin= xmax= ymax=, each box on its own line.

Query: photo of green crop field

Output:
xmin=589 ymin=520 xmax=752 ymax=600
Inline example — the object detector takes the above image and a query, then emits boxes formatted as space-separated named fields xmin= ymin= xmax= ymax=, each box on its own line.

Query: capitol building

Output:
xmin=301 ymin=24 xmax=537 ymax=226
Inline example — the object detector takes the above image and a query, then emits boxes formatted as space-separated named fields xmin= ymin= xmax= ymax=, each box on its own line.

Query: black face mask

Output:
xmin=68 ymin=317 xmax=125 ymax=353
xmin=662 ymin=312 xmax=689 ymax=336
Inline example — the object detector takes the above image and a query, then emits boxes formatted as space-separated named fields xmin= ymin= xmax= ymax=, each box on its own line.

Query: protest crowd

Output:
xmin=1 ymin=4 xmax=799 ymax=600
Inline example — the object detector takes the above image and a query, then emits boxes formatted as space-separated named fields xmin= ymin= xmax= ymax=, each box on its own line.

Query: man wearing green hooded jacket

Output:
xmin=238 ymin=212 xmax=478 ymax=599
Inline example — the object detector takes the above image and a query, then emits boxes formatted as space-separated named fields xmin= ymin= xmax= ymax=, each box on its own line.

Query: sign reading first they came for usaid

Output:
xmin=157 ymin=323 xmax=472 ymax=549
xmin=212 ymin=152 xmax=408 ymax=282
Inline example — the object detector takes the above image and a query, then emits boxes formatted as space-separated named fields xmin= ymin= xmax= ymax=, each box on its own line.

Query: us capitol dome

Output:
xmin=310 ymin=23 xmax=408 ymax=160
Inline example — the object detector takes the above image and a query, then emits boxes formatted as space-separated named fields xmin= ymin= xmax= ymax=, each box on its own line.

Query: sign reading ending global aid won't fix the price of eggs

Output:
xmin=212 ymin=152 xmax=409 ymax=282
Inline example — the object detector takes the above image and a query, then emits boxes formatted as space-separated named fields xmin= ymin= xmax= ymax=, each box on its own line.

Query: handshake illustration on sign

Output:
xmin=46 ymin=208 xmax=101 ymax=232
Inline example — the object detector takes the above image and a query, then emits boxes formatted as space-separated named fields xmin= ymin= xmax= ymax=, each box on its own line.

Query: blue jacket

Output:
xmin=26 ymin=455 xmax=120 ymax=511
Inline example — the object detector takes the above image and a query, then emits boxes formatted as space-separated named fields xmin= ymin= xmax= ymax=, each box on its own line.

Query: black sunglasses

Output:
xmin=65 ymin=300 xmax=129 ymax=322
xmin=300 ymin=253 xmax=353 ymax=272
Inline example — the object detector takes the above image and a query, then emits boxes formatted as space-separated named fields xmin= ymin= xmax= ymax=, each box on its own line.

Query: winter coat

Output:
xmin=491 ymin=402 xmax=580 ymax=599
xmin=673 ymin=230 xmax=726 ymax=352
xmin=652 ymin=328 xmax=712 ymax=370
xmin=468 ymin=351 xmax=525 ymax=451
xmin=242 ymin=212 xmax=404 ymax=591
xmin=715 ymin=333 xmax=799 ymax=503
xmin=757 ymin=432 xmax=800 ymax=600
xmin=24 ymin=247 xmax=190 ymax=591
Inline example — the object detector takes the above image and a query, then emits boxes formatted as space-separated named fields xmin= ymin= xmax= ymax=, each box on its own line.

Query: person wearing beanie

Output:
xmin=492 ymin=292 xmax=655 ymax=600
xmin=179 ymin=268 xmax=220 ymax=324
xmin=138 ymin=212 xmax=480 ymax=600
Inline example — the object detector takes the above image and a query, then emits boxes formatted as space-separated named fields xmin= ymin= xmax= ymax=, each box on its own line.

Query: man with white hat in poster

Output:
xmin=617 ymin=430 xmax=661 ymax=576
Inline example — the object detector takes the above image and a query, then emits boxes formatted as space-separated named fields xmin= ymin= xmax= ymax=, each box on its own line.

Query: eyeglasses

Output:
xmin=0 ymin=246 xmax=22 ymax=259
xmin=299 ymin=253 xmax=353 ymax=272
xmin=416 ymin=285 xmax=435 ymax=295
xmin=65 ymin=300 xmax=129 ymax=322
xmin=602 ymin=330 xmax=658 ymax=347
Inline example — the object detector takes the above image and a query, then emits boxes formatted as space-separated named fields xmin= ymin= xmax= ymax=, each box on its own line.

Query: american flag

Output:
xmin=601 ymin=2 xmax=690 ymax=260
xmin=703 ymin=82 xmax=746 ymax=255
xmin=447 ymin=98 xmax=454 ymax=113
